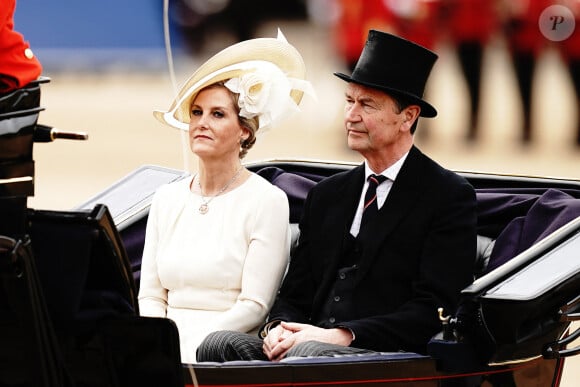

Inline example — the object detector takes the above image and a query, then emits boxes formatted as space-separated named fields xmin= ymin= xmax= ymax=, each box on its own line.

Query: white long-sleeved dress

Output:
xmin=138 ymin=173 xmax=290 ymax=363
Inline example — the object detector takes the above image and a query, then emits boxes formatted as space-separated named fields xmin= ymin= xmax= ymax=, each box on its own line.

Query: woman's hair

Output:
xmin=196 ymin=82 xmax=259 ymax=159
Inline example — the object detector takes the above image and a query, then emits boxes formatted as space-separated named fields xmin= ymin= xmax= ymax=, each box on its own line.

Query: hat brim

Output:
xmin=334 ymin=72 xmax=437 ymax=118
xmin=155 ymin=36 xmax=307 ymax=131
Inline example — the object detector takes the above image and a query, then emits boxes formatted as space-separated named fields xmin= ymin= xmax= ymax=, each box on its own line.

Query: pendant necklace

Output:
xmin=196 ymin=166 xmax=243 ymax=214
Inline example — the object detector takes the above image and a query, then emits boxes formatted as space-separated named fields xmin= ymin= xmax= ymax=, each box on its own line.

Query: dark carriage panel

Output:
xmin=0 ymin=234 xmax=67 ymax=386
xmin=2 ymin=202 xmax=184 ymax=386
xmin=27 ymin=204 xmax=138 ymax=323
xmin=185 ymin=353 xmax=435 ymax=387
xmin=183 ymin=352 xmax=558 ymax=386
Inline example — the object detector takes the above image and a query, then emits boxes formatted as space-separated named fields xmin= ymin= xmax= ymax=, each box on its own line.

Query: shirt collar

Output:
xmin=364 ymin=151 xmax=409 ymax=182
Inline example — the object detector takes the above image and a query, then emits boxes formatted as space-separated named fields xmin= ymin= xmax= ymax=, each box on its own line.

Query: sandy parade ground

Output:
xmin=26 ymin=21 xmax=580 ymax=384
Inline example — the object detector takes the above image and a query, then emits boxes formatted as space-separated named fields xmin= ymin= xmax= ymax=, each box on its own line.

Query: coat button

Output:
xmin=334 ymin=296 xmax=341 ymax=302
xmin=339 ymin=273 xmax=346 ymax=280
xmin=24 ymin=48 xmax=34 ymax=59
xmin=329 ymin=317 xmax=336 ymax=323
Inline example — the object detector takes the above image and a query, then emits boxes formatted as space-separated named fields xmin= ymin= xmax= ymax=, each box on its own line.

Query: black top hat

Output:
xmin=334 ymin=30 xmax=438 ymax=117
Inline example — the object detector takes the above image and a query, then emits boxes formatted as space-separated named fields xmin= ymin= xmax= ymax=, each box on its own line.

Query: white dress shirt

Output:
xmin=350 ymin=152 xmax=409 ymax=237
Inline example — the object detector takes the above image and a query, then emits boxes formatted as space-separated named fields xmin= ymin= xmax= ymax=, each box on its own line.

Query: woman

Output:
xmin=138 ymin=31 xmax=314 ymax=363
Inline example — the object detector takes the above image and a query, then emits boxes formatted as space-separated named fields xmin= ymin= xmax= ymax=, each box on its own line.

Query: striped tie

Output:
xmin=360 ymin=174 xmax=387 ymax=230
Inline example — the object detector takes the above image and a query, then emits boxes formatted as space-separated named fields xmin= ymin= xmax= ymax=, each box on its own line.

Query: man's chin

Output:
xmin=346 ymin=137 xmax=364 ymax=152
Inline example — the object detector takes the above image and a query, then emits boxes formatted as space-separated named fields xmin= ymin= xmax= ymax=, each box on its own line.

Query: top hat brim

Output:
xmin=334 ymin=72 xmax=437 ymax=118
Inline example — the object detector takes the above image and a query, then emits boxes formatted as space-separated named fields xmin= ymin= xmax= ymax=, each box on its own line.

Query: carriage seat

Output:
xmin=475 ymin=235 xmax=495 ymax=277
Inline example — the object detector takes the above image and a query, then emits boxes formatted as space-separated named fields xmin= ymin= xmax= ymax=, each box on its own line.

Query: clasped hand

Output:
xmin=262 ymin=321 xmax=353 ymax=361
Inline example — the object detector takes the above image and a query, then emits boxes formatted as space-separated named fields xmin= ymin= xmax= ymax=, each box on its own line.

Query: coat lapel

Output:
xmin=355 ymin=146 xmax=428 ymax=282
xmin=315 ymin=165 xmax=365 ymax=294
xmin=335 ymin=164 xmax=366 ymax=231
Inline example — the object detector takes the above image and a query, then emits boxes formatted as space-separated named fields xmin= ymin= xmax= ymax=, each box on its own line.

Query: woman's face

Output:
xmin=188 ymin=85 xmax=249 ymax=160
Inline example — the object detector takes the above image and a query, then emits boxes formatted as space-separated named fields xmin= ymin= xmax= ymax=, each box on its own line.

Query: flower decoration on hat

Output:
xmin=227 ymin=72 xmax=270 ymax=120
xmin=224 ymin=61 xmax=314 ymax=131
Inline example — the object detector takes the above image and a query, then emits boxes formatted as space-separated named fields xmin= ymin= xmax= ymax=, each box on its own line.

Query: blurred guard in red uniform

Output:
xmin=385 ymin=0 xmax=443 ymax=140
xmin=442 ymin=0 xmax=500 ymax=142
xmin=333 ymin=0 xmax=396 ymax=71
xmin=556 ymin=0 xmax=580 ymax=146
xmin=1 ymin=0 xmax=43 ymax=238
xmin=503 ymin=0 xmax=552 ymax=144
xmin=385 ymin=0 xmax=442 ymax=51
xmin=333 ymin=0 xmax=441 ymax=72
xmin=0 ymin=0 xmax=42 ymax=94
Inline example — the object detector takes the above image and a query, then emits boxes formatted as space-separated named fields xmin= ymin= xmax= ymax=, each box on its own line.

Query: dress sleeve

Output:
xmin=137 ymin=190 xmax=169 ymax=317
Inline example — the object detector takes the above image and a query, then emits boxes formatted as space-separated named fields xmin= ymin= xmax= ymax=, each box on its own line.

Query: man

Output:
xmin=197 ymin=30 xmax=477 ymax=362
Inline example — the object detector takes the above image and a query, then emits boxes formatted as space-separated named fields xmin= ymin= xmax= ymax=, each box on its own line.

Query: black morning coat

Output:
xmin=267 ymin=145 xmax=478 ymax=354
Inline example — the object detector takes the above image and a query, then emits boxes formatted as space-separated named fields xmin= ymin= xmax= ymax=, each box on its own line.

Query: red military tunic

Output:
xmin=443 ymin=0 xmax=499 ymax=46
xmin=504 ymin=0 xmax=552 ymax=56
xmin=333 ymin=0 xmax=396 ymax=70
xmin=1 ymin=0 xmax=42 ymax=93
xmin=388 ymin=0 xmax=443 ymax=50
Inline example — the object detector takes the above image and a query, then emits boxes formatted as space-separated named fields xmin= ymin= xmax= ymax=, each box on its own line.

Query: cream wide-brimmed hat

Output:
xmin=154 ymin=30 xmax=314 ymax=132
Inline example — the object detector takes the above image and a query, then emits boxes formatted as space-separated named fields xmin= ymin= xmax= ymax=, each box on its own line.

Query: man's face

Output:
xmin=343 ymin=83 xmax=410 ymax=157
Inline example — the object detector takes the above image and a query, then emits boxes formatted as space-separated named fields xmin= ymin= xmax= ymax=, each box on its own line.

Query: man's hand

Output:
xmin=262 ymin=322 xmax=353 ymax=361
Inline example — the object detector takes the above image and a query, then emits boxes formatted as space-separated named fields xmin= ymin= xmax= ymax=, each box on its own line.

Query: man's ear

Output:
xmin=402 ymin=105 xmax=420 ymax=130
xmin=405 ymin=105 xmax=420 ymax=122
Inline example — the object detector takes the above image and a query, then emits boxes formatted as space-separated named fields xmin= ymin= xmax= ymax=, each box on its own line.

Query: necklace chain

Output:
xmin=196 ymin=166 xmax=243 ymax=214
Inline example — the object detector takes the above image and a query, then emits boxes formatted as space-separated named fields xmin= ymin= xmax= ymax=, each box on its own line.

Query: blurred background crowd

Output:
xmin=171 ymin=0 xmax=580 ymax=146
xmin=14 ymin=0 xmax=580 ymax=147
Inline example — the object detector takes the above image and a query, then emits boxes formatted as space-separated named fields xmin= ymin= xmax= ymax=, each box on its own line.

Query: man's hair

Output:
xmin=391 ymin=94 xmax=420 ymax=134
